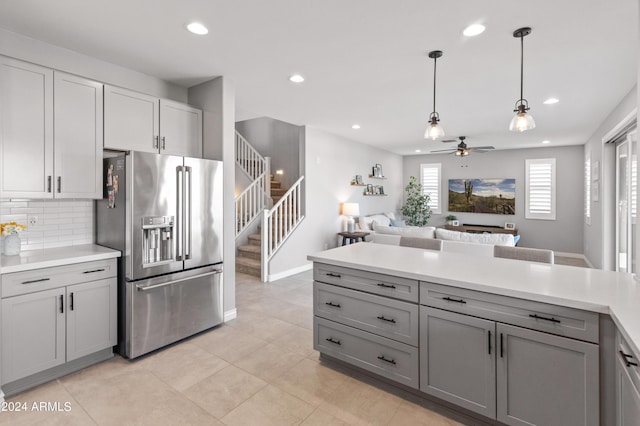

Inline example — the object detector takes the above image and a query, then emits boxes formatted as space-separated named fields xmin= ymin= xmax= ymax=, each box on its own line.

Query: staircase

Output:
xmin=236 ymin=175 xmax=284 ymax=277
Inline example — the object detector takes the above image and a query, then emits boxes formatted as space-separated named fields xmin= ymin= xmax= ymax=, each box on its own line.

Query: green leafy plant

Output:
xmin=401 ymin=176 xmax=432 ymax=226
xmin=445 ymin=214 xmax=457 ymax=221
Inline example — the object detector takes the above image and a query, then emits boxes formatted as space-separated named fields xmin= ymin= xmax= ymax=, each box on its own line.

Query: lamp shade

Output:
xmin=341 ymin=203 xmax=360 ymax=217
xmin=509 ymin=111 xmax=536 ymax=132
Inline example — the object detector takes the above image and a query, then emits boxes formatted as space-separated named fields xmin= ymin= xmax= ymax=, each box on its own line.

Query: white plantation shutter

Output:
xmin=585 ymin=152 xmax=591 ymax=225
xmin=526 ymin=158 xmax=556 ymax=220
xmin=420 ymin=163 xmax=441 ymax=214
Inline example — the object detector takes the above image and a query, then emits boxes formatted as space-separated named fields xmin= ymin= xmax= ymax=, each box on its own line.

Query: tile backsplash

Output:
xmin=0 ymin=199 xmax=94 ymax=251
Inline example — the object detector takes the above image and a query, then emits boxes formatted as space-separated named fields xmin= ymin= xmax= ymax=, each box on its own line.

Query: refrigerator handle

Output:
xmin=176 ymin=166 xmax=183 ymax=261
xmin=185 ymin=166 xmax=192 ymax=260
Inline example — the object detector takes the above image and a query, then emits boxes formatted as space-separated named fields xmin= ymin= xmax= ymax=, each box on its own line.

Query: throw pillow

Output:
xmin=390 ymin=219 xmax=407 ymax=227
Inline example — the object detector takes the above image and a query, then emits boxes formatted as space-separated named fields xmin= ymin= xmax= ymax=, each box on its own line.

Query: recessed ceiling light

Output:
xmin=542 ymin=140 xmax=551 ymax=144
xmin=352 ymin=124 xmax=361 ymax=130
xmin=463 ymin=24 xmax=486 ymax=37
xmin=543 ymin=98 xmax=559 ymax=105
xmin=289 ymin=74 xmax=305 ymax=83
xmin=186 ymin=22 xmax=208 ymax=35
xmin=415 ymin=149 xmax=422 ymax=153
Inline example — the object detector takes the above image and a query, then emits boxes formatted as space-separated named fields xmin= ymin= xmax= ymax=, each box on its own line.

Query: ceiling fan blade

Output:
xmin=441 ymin=139 xmax=458 ymax=143
xmin=468 ymin=146 xmax=495 ymax=150
xmin=430 ymin=148 xmax=456 ymax=153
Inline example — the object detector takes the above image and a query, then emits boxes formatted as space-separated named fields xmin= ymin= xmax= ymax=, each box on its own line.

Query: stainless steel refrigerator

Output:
xmin=96 ymin=151 xmax=224 ymax=359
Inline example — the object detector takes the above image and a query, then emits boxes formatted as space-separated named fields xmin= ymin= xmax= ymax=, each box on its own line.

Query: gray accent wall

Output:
xmin=583 ymin=86 xmax=637 ymax=270
xmin=404 ymin=145 xmax=584 ymax=253
xmin=235 ymin=117 xmax=303 ymax=190
xmin=268 ymin=126 xmax=403 ymax=278
xmin=188 ymin=77 xmax=236 ymax=317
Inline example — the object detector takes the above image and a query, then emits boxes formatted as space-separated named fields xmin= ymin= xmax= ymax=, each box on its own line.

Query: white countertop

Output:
xmin=1 ymin=244 xmax=121 ymax=274
xmin=308 ymin=243 xmax=640 ymax=358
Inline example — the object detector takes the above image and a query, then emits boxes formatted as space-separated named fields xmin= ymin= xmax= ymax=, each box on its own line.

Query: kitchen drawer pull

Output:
xmin=326 ymin=272 xmax=341 ymax=278
xmin=21 ymin=278 xmax=51 ymax=285
xmin=325 ymin=337 xmax=341 ymax=345
xmin=377 ymin=283 xmax=396 ymax=289
xmin=377 ymin=315 xmax=396 ymax=324
xmin=620 ymin=350 xmax=639 ymax=367
xmin=443 ymin=296 xmax=466 ymax=304
xmin=59 ymin=295 xmax=64 ymax=314
xmin=488 ymin=330 xmax=492 ymax=355
xmin=325 ymin=301 xmax=341 ymax=308
xmin=70 ymin=292 xmax=74 ymax=311
xmin=500 ymin=333 xmax=504 ymax=358
xmin=529 ymin=314 xmax=561 ymax=324
xmin=83 ymin=268 xmax=106 ymax=274
xmin=377 ymin=355 xmax=396 ymax=365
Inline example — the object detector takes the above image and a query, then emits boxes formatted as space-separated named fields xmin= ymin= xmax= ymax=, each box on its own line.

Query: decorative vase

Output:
xmin=3 ymin=231 xmax=21 ymax=256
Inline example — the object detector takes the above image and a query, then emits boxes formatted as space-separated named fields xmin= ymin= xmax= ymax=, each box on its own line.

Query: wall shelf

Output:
xmin=363 ymin=194 xmax=388 ymax=197
xmin=368 ymin=175 xmax=387 ymax=180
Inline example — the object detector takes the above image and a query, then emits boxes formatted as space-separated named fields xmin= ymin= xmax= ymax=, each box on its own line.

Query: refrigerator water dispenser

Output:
xmin=142 ymin=216 xmax=174 ymax=266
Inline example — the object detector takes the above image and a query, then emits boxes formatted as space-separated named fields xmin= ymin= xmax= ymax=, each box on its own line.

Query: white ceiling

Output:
xmin=0 ymin=0 xmax=637 ymax=156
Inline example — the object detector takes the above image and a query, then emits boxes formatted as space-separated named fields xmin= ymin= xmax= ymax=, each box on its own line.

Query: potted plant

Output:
xmin=445 ymin=214 xmax=458 ymax=225
xmin=401 ymin=176 xmax=432 ymax=226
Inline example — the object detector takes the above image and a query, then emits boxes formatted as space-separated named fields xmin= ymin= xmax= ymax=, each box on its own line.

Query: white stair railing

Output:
xmin=261 ymin=176 xmax=305 ymax=282
xmin=235 ymin=170 xmax=269 ymax=235
xmin=235 ymin=130 xmax=271 ymax=237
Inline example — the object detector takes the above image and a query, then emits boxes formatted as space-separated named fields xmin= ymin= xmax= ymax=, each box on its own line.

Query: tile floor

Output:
xmin=2 ymin=271 xmax=480 ymax=426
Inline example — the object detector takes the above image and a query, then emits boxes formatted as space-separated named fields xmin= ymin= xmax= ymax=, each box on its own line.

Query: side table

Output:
xmin=338 ymin=231 xmax=370 ymax=246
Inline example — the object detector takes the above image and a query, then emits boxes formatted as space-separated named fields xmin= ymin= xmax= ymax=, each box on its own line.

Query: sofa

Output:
xmin=357 ymin=213 xmax=517 ymax=258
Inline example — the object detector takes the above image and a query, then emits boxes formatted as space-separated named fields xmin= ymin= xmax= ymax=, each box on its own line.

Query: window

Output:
xmin=526 ymin=158 xmax=556 ymax=220
xmin=420 ymin=163 xmax=441 ymax=214
xmin=585 ymin=150 xmax=591 ymax=225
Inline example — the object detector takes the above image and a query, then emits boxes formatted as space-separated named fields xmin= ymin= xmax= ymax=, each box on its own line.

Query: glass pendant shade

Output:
xmin=509 ymin=110 xmax=536 ymax=132
xmin=425 ymin=121 xmax=445 ymax=140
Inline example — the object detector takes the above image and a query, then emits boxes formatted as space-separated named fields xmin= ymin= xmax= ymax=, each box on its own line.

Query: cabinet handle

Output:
xmin=59 ymin=295 xmax=64 ymax=314
xmin=325 ymin=337 xmax=341 ymax=346
xmin=57 ymin=176 xmax=61 ymax=193
xmin=529 ymin=314 xmax=561 ymax=324
xmin=488 ymin=330 xmax=492 ymax=355
xmin=442 ymin=296 xmax=466 ymax=304
xmin=377 ymin=355 xmax=396 ymax=365
xmin=154 ymin=135 xmax=159 ymax=149
xmin=377 ymin=315 xmax=396 ymax=324
xmin=500 ymin=333 xmax=504 ymax=358
xmin=326 ymin=272 xmax=341 ymax=278
xmin=377 ymin=283 xmax=396 ymax=289
xmin=161 ymin=136 xmax=166 ymax=150
xmin=83 ymin=268 xmax=105 ymax=274
xmin=21 ymin=278 xmax=50 ymax=285
xmin=620 ymin=350 xmax=639 ymax=367
xmin=70 ymin=292 xmax=74 ymax=311
xmin=47 ymin=176 xmax=52 ymax=193
xmin=325 ymin=301 xmax=341 ymax=308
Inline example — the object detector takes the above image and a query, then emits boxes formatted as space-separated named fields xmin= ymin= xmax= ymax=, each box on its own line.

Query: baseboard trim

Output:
xmin=268 ymin=263 xmax=313 ymax=282
xmin=224 ymin=308 xmax=238 ymax=322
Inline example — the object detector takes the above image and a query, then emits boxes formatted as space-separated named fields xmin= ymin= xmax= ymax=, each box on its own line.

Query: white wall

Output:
xmin=583 ymin=86 xmax=637 ymax=269
xmin=0 ymin=27 xmax=186 ymax=101
xmin=268 ymin=127 xmax=403 ymax=278
xmin=235 ymin=117 xmax=303 ymax=190
xmin=188 ymin=77 xmax=237 ymax=319
xmin=404 ymin=145 xmax=585 ymax=253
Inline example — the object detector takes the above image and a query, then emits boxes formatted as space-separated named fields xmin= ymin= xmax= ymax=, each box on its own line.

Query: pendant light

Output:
xmin=425 ymin=50 xmax=445 ymax=140
xmin=509 ymin=27 xmax=536 ymax=132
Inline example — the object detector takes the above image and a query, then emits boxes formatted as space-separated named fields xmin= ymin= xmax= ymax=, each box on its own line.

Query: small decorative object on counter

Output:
xmin=1 ymin=222 xmax=27 ymax=256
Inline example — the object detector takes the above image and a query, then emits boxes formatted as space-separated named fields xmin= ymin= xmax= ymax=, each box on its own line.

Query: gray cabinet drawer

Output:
xmin=314 ymin=281 xmax=418 ymax=346
xmin=420 ymin=282 xmax=599 ymax=343
xmin=2 ymin=259 xmax=117 ymax=298
xmin=314 ymin=263 xmax=418 ymax=303
xmin=314 ymin=316 xmax=419 ymax=389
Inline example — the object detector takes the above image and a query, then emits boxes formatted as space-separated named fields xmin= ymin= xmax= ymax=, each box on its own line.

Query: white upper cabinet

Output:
xmin=0 ymin=57 xmax=54 ymax=198
xmin=104 ymin=85 xmax=159 ymax=153
xmin=0 ymin=58 xmax=103 ymax=199
xmin=54 ymin=72 xmax=103 ymax=198
xmin=160 ymin=99 xmax=203 ymax=158
xmin=104 ymin=85 xmax=202 ymax=157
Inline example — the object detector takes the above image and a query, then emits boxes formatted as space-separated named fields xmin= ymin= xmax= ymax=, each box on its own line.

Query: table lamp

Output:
xmin=341 ymin=202 xmax=360 ymax=233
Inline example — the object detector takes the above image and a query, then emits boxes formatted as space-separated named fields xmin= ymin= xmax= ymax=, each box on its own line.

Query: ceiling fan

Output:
xmin=430 ymin=136 xmax=494 ymax=156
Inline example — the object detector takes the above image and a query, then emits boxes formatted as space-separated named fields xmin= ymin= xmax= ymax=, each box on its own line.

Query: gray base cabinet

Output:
xmin=1 ymin=259 xmax=117 ymax=386
xmin=497 ymin=323 xmax=599 ymax=426
xmin=420 ymin=306 xmax=496 ymax=418
xmin=616 ymin=332 xmax=640 ymax=425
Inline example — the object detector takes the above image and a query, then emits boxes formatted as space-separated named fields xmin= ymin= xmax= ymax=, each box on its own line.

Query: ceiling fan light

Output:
xmin=509 ymin=111 xmax=536 ymax=132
